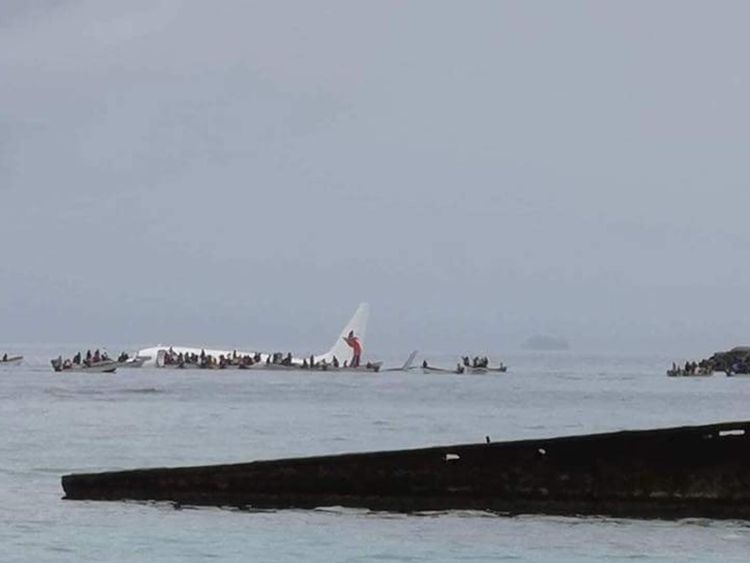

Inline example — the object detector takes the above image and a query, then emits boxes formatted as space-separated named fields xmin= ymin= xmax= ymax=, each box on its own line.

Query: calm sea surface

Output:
xmin=2 ymin=348 xmax=750 ymax=562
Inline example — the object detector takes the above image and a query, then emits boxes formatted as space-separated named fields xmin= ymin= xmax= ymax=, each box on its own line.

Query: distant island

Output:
xmin=522 ymin=334 xmax=570 ymax=351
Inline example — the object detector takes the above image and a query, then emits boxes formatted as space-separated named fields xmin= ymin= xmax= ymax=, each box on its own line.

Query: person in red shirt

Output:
xmin=343 ymin=330 xmax=362 ymax=367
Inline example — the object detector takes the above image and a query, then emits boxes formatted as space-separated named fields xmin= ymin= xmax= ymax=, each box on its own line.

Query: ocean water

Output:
xmin=2 ymin=349 xmax=750 ymax=562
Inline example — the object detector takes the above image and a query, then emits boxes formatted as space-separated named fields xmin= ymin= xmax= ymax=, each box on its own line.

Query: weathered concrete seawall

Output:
xmin=62 ymin=421 xmax=750 ymax=519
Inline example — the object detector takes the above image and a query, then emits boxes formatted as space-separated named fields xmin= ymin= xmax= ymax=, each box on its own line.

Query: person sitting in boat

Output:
xmin=463 ymin=356 xmax=470 ymax=367
xmin=332 ymin=356 xmax=339 ymax=368
xmin=422 ymin=360 xmax=428 ymax=369
xmin=93 ymin=349 xmax=101 ymax=363
xmin=2 ymin=353 xmax=6 ymax=362
xmin=457 ymin=363 xmax=465 ymax=374
xmin=86 ymin=350 xmax=92 ymax=362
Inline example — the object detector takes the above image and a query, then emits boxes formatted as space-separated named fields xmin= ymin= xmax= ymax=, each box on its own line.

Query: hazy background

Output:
xmin=1 ymin=1 xmax=748 ymax=357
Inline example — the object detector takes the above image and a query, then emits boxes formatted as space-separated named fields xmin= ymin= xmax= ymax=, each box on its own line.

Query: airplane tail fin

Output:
xmin=316 ymin=303 xmax=369 ymax=364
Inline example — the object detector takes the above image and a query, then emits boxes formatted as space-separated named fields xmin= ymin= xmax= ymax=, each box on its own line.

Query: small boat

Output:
xmin=332 ymin=362 xmax=382 ymax=373
xmin=666 ymin=368 xmax=713 ymax=377
xmin=296 ymin=362 xmax=382 ymax=373
xmin=422 ymin=365 xmax=464 ymax=374
xmin=50 ymin=359 xmax=118 ymax=374
xmin=466 ymin=364 xmax=508 ymax=375
xmin=117 ymin=357 xmax=147 ymax=369
xmin=0 ymin=355 xmax=23 ymax=366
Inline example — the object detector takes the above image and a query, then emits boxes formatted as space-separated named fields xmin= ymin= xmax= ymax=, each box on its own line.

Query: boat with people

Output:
xmin=461 ymin=356 xmax=508 ymax=374
xmin=664 ymin=347 xmax=750 ymax=377
xmin=0 ymin=354 xmax=23 ymax=366
xmin=466 ymin=365 xmax=508 ymax=375
xmin=114 ymin=352 xmax=146 ymax=369
xmin=666 ymin=360 xmax=713 ymax=377
xmin=51 ymin=358 xmax=118 ymax=374
xmin=419 ymin=355 xmax=508 ymax=375
xmin=51 ymin=349 xmax=119 ymax=373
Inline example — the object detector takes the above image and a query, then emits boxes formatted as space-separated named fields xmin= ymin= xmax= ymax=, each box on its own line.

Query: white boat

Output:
xmin=116 ymin=357 xmax=147 ymax=369
xmin=51 ymin=359 xmax=117 ymax=374
xmin=667 ymin=368 xmax=713 ymax=377
xmin=325 ymin=362 xmax=382 ymax=373
xmin=0 ymin=355 xmax=23 ymax=366
xmin=466 ymin=365 xmax=508 ymax=375
xmin=421 ymin=365 xmax=464 ymax=374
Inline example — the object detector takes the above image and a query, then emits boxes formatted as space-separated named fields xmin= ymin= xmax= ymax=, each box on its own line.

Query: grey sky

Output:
xmin=1 ymin=1 xmax=749 ymax=356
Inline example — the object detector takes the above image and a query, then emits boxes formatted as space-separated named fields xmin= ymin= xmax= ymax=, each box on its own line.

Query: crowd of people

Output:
xmin=161 ymin=348 xmax=258 ymax=369
xmin=419 ymin=355 xmax=508 ymax=374
xmin=668 ymin=360 xmax=713 ymax=376
xmin=160 ymin=347 xmax=373 ymax=371
xmin=57 ymin=349 xmax=113 ymax=369
xmin=463 ymin=356 xmax=490 ymax=368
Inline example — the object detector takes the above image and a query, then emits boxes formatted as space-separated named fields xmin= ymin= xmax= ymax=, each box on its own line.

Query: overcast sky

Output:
xmin=1 ymin=1 xmax=749 ymax=357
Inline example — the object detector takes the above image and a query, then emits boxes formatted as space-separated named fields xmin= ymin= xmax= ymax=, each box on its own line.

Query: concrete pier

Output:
xmin=62 ymin=420 xmax=750 ymax=519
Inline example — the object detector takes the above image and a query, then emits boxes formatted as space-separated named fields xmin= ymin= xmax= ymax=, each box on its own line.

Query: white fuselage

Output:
xmin=137 ymin=346 xmax=298 ymax=367
xmin=136 ymin=303 xmax=370 ymax=368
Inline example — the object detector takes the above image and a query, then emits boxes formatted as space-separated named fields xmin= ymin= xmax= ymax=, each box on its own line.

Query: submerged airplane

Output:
xmin=136 ymin=303 xmax=371 ymax=369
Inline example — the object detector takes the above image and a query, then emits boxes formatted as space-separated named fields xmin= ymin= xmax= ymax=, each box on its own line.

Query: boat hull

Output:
xmin=466 ymin=366 xmax=507 ymax=374
xmin=0 ymin=356 xmax=23 ymax=366
xmin=422 ymin=366 xmax=462 ymax=374
xmin=51 ymin=360 xmax=117 ymax=373
xmin=62 ymin=420 xmax=750 ymax=519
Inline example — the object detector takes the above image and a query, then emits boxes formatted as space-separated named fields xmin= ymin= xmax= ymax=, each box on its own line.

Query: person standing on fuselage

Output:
xmin=343 ymin=330 xmax=362 ymax=368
